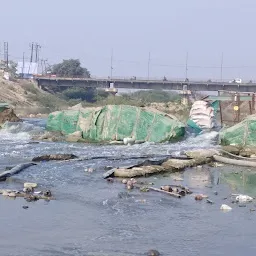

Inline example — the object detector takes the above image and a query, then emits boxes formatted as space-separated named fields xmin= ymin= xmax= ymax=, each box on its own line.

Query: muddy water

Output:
xmin=0 ymin=119 xmax=256 ymax=256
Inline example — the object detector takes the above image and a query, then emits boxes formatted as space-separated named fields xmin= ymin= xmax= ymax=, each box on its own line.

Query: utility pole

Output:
xmin=147 ymin=52 xmax=151 ymax=80
xmin=30 ymin=42 xmax=34 ymax=63
xmin=22 ymin=52 xmax=25 ymax=78
xmin=35 ymin=43 xmax=41 ymax=63
xmin=4 ymin=42 xmax=8 ymax=69
xmin=185 ymin=52 xmax=188 ymax=79
xmin=110 ymin=49 xmax=113 ymax=79
xmin=220 ymin=52 xmax=223 ymax=81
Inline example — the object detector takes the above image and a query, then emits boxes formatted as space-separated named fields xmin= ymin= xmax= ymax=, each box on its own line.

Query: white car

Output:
xmin=229 ymin=78 xmax=242 ymax=84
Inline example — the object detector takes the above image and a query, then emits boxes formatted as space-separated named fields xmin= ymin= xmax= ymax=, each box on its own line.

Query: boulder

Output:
xmin=221 ymin=145 xmax=241 ymax=155
xmin=65 ymin=131 xmax=82 ymax=142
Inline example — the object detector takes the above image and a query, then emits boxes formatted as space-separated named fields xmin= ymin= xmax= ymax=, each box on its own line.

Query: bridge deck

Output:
xmin=35 ymin=77 xmax=256 ymax=92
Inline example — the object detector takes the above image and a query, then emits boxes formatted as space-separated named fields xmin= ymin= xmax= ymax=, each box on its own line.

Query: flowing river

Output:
xmin=0 ymin=119 xmax=256 ymax=256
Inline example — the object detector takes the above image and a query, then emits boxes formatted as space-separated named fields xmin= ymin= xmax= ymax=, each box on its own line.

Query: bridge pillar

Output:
xmin=179 ymin=85 xmax=191 ymax=106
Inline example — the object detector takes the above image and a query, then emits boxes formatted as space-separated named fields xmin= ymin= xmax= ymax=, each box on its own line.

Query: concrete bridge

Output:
xmin=35 ymin=76 xmax=256 ymax=92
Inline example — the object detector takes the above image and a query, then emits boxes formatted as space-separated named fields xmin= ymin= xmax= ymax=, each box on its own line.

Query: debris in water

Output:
xmin=106 ymin=177 xmax=114 ymax=183
xmin=160 ymin=185 xmax=172 ymax=192
xmin=235 ymin=194 xmax=253 ymax=203
xmin=206 ymin=199 xmax=214 ymax=204
xmin=220 ymin=204 xmax=232 ymax=212
xmin=126 ymin=180 xmax=134 ymax=190
xmin=32 ymin=154 xmax=78 ymax=162
xmin=85 ymin=167 xmax=95 ymax=173
xmin=43 ymin=190 xmax=52 ymax=197
xmin=0 ymin=163 xmax=36 ymax=181
xmin=24 ymin=195 xmax=39 ymax=202
xmin=173 ymin=177 xmax=184 ymax=181
xmin=8 ymin=192 xmax=16 ymax=198
xmin=24 ymin=182 xmax=37 ymax=189
xmin=195 ymin=195 xmax=203 ymax=201
xmin=140 ymin=186 xmax=149 ymax=192
xmin=23 ymin=187 xmax=34 ymax=193
xmin=122 ymin=179 xmax=128 ymax=184
xmin=147 ymin=249 xmax=160 ymax=256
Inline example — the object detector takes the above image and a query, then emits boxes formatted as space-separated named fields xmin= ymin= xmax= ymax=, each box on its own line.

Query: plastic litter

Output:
xmin=220 ymin=204 xmax=232 ymax=211
xmin=235 ymin=194 xmax=253 ymax=203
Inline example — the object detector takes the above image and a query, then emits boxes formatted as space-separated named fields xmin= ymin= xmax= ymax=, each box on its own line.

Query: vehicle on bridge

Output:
xmin=229 ymin=78 xmax=242 ymax=84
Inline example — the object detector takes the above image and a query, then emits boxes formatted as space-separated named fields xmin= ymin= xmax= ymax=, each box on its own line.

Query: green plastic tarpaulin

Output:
xmin=220 ymin=114 xmax=256 ymax=146
xmin=46 ymin=105 xmax=185 ymax=143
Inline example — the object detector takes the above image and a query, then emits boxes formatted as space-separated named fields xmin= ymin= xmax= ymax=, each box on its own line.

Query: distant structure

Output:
xmin=17 ymin=62 xmax=38 ymax=79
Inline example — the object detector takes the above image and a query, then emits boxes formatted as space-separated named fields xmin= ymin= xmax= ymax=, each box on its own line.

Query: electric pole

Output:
xmin=22 ymin=52 xmax=25 ymax=78
xmin=220 ymin=52 xmax=223 ymax=81
xmin=110 ymin=49 xmax=113 ymax=79
xmin=147 ymin=52 xmax=151 ymax=80
xmin=35 ymin=43 xmax=41 ymax=63
xmin=185 ymin=52 xmax=188 ymax=80
xmin=4 ymin=42 xmax=9 ymax=69
xmin=30 ymin=42 xmax=34 ymax=63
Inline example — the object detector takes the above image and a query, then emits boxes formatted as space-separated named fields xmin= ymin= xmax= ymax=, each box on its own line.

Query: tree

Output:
xmin=52 ymin=59 xmax=90 ymax=78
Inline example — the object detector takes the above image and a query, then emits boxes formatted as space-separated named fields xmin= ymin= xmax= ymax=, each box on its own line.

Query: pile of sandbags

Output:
xmin=189 ymin=101 xmax=216 ymax=129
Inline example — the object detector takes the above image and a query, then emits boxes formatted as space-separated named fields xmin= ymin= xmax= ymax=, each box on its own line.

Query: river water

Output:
xmin=0 ymin=119 xmax=256 ymax=256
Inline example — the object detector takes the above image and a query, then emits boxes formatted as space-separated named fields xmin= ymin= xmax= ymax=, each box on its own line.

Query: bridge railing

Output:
xmin=34 ymin=75 xmax=255 ymax=84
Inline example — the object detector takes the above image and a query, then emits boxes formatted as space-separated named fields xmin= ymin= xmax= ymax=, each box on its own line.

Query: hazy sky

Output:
xmin=1 ymin=0 xmax=256 ymax=80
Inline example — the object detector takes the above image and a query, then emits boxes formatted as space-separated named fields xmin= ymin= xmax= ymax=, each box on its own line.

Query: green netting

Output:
xmin=220 ymin=115 xmax=256 ymax=146
xmin=46 ymin=105 xmax=185 ymax=143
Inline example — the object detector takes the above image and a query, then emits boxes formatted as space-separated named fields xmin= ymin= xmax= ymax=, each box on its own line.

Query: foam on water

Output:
xmin=0 ymin=120 xmax=45 ymax=142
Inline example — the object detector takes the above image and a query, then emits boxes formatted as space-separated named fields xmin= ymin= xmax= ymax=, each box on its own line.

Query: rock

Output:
xmin=221 ymin=145 xmax=240 ymax=155
xmin=22 ymin=206 xmax=29 ymax=209
xmin=147 ymin=249 xmax=160 ymax=256
xmin=240 ymin=147 xmax=256 ymax=157
xmin=0 ymin=108 xmax=21 ymax=124
xmin=24 ymin=182 xmax=37 ymax=189
xmin=36 ymin=131 xmax=63 ymax=142
xmin=65 ymin=131 xmax=82 ymax=143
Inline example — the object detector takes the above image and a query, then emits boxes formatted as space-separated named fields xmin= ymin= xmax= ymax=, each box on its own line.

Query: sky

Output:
xmin=1 ymin=0 xmax=256 ymax=81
